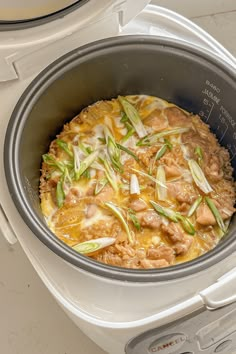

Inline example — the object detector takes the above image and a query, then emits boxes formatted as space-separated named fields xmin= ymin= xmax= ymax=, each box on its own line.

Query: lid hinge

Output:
xmin=0 ymin=54 xmax=19 ymax=82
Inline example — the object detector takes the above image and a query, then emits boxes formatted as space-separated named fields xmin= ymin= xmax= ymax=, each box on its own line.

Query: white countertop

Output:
xmin=1 ymin=1 xmax=236 ymax=354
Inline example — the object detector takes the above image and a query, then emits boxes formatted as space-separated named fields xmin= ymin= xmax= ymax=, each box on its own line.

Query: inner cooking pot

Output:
xmin=4 ymin=36 xmax=236 ymax=282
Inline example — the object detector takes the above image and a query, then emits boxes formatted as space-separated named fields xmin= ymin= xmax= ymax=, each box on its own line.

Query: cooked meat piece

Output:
xmin=165 ymin=165 xmax=182 ymax=178
xmin=140 ymin=259 xmax=169 ymax=268
xmin=197 ymin=199 xmax=235 ymax=227
xmin=204 ymin=155 xmax=223 ymax=182
xmin=196 ymin=204 xmax=216 ymax=226
xmin=64 ymin=187 xmax=82 ymax=205
xmin=167 ymin=181 xmax=197 ymax=204
xmin=143 ymin=109 xmax=169 ymax=132
xmin=95 ymin=185 xmax=114 ymax=203
xmin=137 ymin=210 xmax=162 ymax=229
xmin=161 ymin=223 xmax=193 ymax=256
xmin=147 ymin=245 xmax=175 ymax=263
xmin=165 ymin=107 xmax=192 ymax=128
xmin=129 ymin=198 xmax=148 ymax=212
xmin=161 ymin=222 xmax=185 ymax=243
xmin=173 ymin=236 xmax=193 ymax=255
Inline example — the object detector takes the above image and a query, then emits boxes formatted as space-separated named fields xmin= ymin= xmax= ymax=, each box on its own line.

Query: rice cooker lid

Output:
xmin=0 ymin=2 xmax=235 ymax=83
xmin=0 ymin=0 xmax=150 ymax=29
xmin=0 ymin=0 xmax=81 ymax=22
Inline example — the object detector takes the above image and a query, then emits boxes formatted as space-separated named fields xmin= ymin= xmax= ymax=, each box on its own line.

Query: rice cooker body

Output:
xmin=4 ymin=35 xmax=236 ymax=283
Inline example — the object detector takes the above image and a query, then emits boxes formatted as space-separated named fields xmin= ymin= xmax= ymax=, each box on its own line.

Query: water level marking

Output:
xmin=219 ymin=124 xmax=228 ymax=143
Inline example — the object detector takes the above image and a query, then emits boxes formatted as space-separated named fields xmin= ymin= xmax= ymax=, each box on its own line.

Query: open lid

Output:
xmin=0 ymin=0 xmax=150 ymax=81
xmin=0 ymin=2 xmax=234 ymax=83
xmin=0 ymin=0 xmax=81 ymax=21
xmin=0 ymin=0 xmax=150 ymax=29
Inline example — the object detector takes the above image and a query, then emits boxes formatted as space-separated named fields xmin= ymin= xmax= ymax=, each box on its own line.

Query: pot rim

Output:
xmin=4 ymin=35 xmax=236 ymax=282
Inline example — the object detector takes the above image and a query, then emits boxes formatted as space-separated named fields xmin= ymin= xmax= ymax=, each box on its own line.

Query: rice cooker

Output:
xmin=1 ymin=1 xmax=236 ymax=354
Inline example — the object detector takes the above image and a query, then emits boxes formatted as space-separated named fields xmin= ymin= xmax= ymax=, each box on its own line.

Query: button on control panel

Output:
xmin=214 ymin=340 xmax=232 ymax=353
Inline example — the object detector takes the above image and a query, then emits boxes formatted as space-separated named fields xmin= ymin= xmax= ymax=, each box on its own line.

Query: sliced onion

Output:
xmin=187 ymin=196 xmax=203 ymax=217
xmin=156 ymin=165 xmax=166 ymax=201
xmin=72 ymin=237 xmax=116 ymax=254
xmin=73 ymin=145 xmax=81 ymax=176
xmin=131 ymin=168 xmax=167 ymax=189
xmin=130 ymin=174 xmax=140 ymax=195
xmin=188 ymin=159 xmax=213 ymax=194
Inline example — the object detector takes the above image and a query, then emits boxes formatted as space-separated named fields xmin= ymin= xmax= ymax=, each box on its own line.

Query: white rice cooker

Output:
xmin=1 ymin=1 xmax=236 ymax=354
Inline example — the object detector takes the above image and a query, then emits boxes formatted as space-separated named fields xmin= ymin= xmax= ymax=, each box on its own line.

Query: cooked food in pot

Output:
xmin=40 ymin=95 xmax=235 ymax=269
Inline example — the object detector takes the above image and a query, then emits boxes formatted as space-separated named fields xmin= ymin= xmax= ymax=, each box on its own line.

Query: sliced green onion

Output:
xmin=42 ymin=154 xmax=65 ymax=173
xmin=98 ymin=137 xmax=106 ymax=144
xmin=150 ymin=200 xmax=179 ymax=222
xmin=149 ymin=139 xmax=172 ymax=174
xmin=120 ymin=122 xmax=135 ymax=143
xmin=164 ymin=138 xmax=173 ymax=150
xmin=156 ymin=165 xmax=167 ymax=201
xmin=56 ymin=139 xmax=73 ymax=158
xmin=100 ymin=157 xmax=119 ymax=193
xmin=95 ymin=178 xmax=108 ymax=195
xmin=78 ymin=141 xmax=93 ymax=156
xmin=195 ymin=146 xmax=203 ymax=163
xmin=116 ymin=143 xmax=140 ymax=162
xmin=64 ymin=167 xmax=72 ymax=184
xmin=72 ymin=237 xmax=116 ymax=254
xmin=187 ymin=196 xmax=203 ymax=217
xmin=128 ymin=209 xmax=141 ymax=231
xmin=151 ymin=201 xmax=195 ymax=235
xmin=120 ymin=112 xmax=128 ymax=123
xmin=177 ymin=215 xmax=195 ymax=235
xmin=105 ymin=202 xmax=134 ymax=244
xmin=73 ymin=145 xmax=80 ymax=178
xmin=118 ymin=96 xmax=147 ymax=138
xmin=104 ymin=126 xmax=123 ymax=172
xmin=82 ymin=169 xmax=91 ymax=179
xmin=56 ymin=177 xmax=65 ymax=208
xmin=205 ymin=197 xmax=226 ymax=232
xmin=137 ymin=127 xmax=190 ymax=146
xmin=131 ymin=168 xmax=167 ymax=189
xmin=130 ymin=174 xmax=140 ymax=195
xmin=188 ymin=159 xmax=213 ymax=194
xmin=75 ymin=149 xmax=100 ymax=180
xmin=156 ymin=144 xmax=168 ymax=160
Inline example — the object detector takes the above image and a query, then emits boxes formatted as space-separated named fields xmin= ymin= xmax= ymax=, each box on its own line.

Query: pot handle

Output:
xmin=199 ymin=265 xmax=236 ymax=310
xmin=0 ymin=203 xmax=17 ymax=244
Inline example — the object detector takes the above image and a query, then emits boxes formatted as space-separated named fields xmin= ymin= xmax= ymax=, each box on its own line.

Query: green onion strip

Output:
xmin=105 ymin=202 xmax=134 ymax=244
xmin=205 ymin=197 xmax=226 ymax=232
xmin=118 ymin=96 xmax=147 ymax=138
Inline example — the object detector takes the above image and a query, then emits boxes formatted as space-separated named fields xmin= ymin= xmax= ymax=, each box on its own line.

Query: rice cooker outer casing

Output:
xmin=4 ymin=36 xmax=236 ymax=282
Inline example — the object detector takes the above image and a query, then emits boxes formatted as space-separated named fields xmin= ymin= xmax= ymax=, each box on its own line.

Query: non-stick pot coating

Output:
xmin=4 ymin=36 xmax=236 ymax=282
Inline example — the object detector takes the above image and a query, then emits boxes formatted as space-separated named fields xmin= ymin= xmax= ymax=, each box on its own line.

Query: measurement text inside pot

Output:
xmin=199 ymin=80 xmax=236 ymax=160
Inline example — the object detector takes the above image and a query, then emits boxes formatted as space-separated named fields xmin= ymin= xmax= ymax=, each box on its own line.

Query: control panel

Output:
xmin=126 ymin=301 xmax=236 ymax=354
